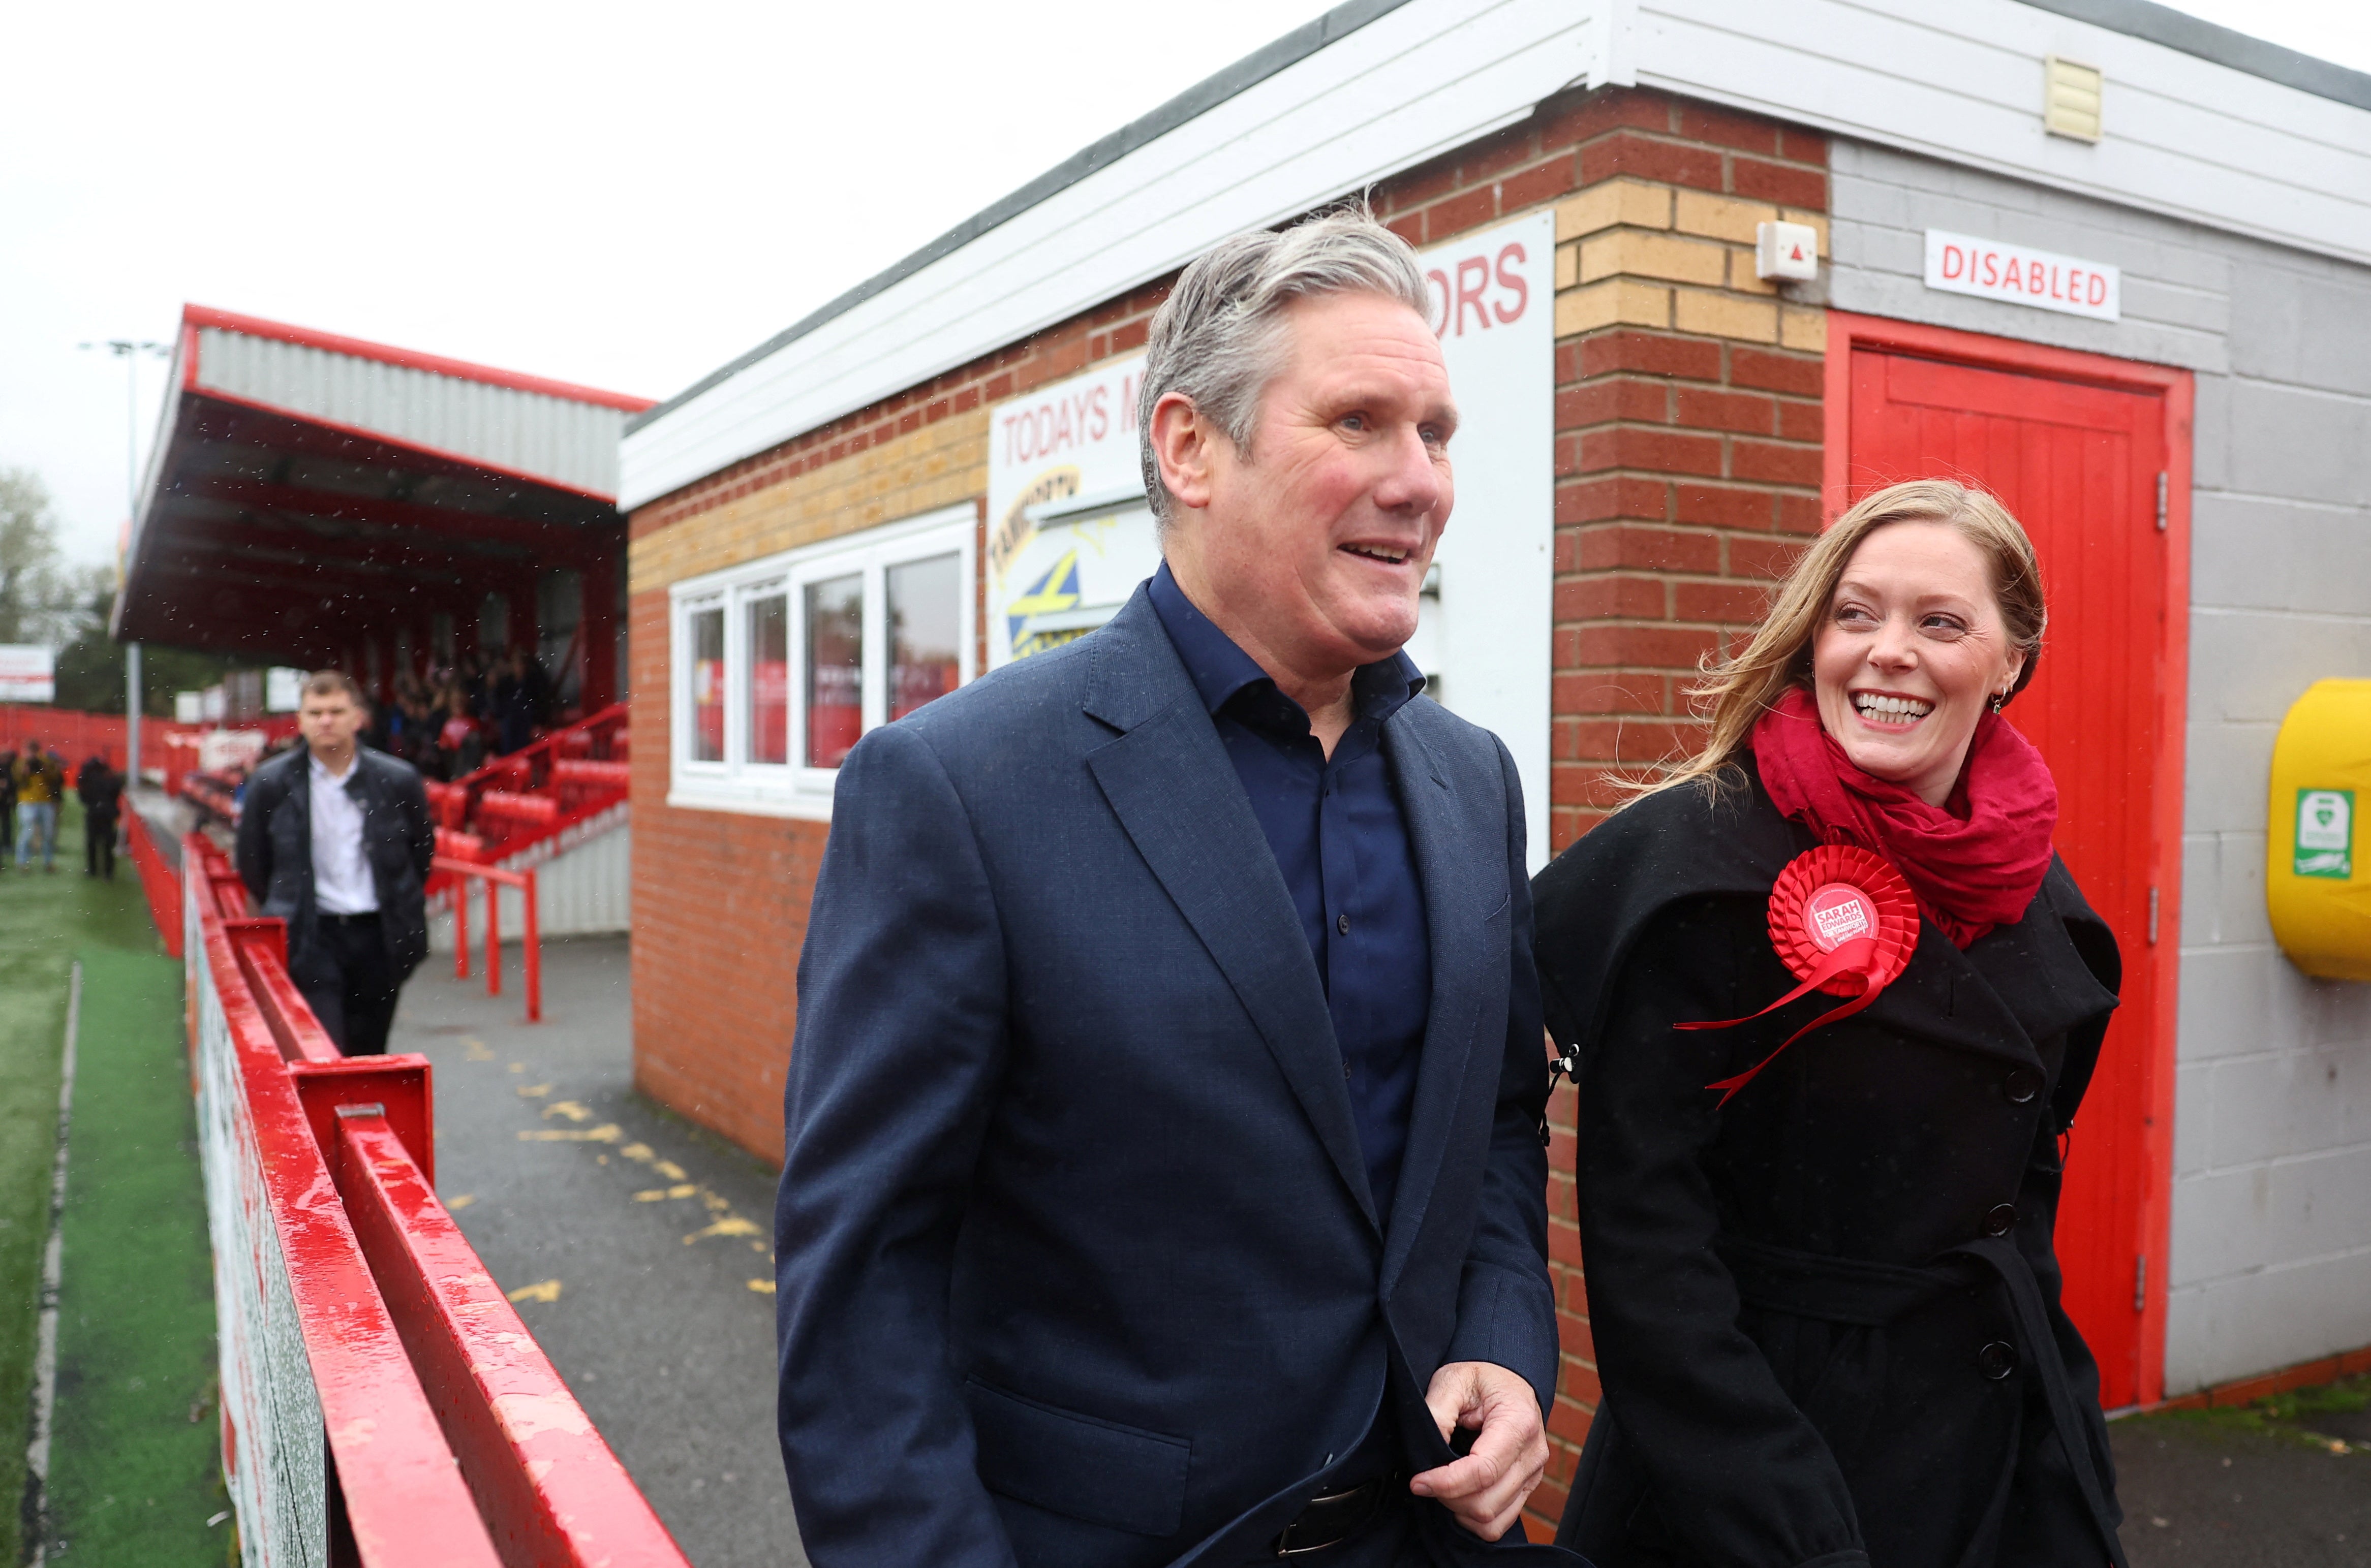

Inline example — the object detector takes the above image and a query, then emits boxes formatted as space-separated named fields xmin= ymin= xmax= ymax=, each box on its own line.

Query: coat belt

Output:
xmin=1714 ymin=1233 xmax=2130 ymax=1568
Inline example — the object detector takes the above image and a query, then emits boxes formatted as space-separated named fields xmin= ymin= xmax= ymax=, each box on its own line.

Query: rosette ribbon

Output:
xmin=1676 ymin=844 xmax=1920 ymax=1106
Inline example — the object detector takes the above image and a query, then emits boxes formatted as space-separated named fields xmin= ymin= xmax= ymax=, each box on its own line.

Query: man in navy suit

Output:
xmin=775 ymin=209 xmax=1572 ymax=1566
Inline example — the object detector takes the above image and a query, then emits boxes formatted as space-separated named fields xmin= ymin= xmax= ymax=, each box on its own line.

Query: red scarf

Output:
xmin=1749 ymin=685 xmax=2058 ymax=947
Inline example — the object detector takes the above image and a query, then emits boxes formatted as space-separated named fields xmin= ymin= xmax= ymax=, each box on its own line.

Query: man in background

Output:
xmin=235 ymin=671 xmax=436 ymax=1055
xmin=0 ymin=742 xmax=15 ymax=861
xmin=13 ymin=741 xmax=65 ymax=872
xmin=78 ymin=754 xmax=122 ymax=879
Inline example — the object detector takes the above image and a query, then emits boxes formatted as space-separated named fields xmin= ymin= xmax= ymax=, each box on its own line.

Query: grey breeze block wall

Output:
xmin=1824 ymin=139 xmax=2371 ymax=1393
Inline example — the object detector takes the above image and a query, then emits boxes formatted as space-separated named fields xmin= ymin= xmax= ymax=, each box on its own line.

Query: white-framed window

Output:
xmin=668 ymin=501 xmax=977 ymax=819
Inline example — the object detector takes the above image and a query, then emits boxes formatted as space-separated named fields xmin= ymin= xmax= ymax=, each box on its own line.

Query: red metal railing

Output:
xmin=182 ymin=835 xmax=687 ymax=1565
xmin=432 ymin=702 xmax=628 ymax=857
xmin=435 ymin=856 xmax=542 ymax=1023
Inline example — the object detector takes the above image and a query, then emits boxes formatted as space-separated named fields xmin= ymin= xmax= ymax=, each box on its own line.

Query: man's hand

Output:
xmin=1408 ymin=1360 xmax=1548 ymax=1540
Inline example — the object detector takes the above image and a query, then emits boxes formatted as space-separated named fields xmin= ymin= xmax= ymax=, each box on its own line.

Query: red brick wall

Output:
xmin=625 ymin=587 xmax=828 ymax=1161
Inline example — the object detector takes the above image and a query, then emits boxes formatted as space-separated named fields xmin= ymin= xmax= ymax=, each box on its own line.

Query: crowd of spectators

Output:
xmin=202 ymin=648 xmax=561 ymax=816
xmin=0 ymin=740 xmax=120 ymax=875
xmin=370 ymin=647 xmax=555 ymax=781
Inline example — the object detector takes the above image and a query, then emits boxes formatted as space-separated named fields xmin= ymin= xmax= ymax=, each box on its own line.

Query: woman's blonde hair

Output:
xmin=1631 ymin=479 xmax=2047 ymax=804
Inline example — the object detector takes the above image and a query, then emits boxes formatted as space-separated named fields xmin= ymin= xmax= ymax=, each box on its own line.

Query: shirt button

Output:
xmin=1977 ymin=1340 xmax=2018 ymax=1380
xmin=1982 ymin=1203 xmax=2019 ymax=1237
xmin=2003 ymin=1068 xmax=2041 ymax=1105
xmin=1337 ymin=914 xmax=1351 ymax=936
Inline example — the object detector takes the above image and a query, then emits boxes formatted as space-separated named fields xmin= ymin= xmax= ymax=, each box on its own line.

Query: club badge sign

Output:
xmin=983 ymin=355 xmax=1155 ymax=670
xmin=1677 ymin=845 xmax=1921 ymax=1104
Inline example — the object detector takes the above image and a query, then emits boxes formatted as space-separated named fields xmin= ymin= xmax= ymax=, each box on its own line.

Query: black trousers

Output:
xmin=85 ymin=812 xmax=116 ymax=878
xmin=297 ymin=913 xmax=405 ymax=1056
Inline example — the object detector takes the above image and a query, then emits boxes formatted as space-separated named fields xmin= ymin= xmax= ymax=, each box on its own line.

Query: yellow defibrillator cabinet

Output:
xmin=2266 ymin=679 xmax=2371 ymax=981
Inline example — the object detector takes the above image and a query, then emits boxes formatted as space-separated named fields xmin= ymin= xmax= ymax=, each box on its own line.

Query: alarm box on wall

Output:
xmin=2266 ymin=679 xmax=2371 ymax=982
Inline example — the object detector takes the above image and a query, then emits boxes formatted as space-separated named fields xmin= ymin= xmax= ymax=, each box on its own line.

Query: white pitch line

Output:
xmin=25 ymin=960 xmax=82 ymax=1567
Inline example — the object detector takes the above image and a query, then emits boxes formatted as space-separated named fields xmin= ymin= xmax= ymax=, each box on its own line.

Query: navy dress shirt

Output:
xmin=1147 ymin=564 xmax=1432 ymax=1225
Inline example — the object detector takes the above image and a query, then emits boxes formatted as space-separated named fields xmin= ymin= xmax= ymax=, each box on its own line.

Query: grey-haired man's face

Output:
xmin=1155 ymin=291 xmax=1455 ymax=678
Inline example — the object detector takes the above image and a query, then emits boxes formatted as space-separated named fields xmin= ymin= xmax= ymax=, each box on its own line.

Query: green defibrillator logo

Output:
xmin=2294 ymin=789 xmax=2353 ymax=879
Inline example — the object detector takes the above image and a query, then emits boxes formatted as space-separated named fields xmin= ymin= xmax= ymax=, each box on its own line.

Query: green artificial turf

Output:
xmin=0 ymin=800 xmax=219 ymax=1562
xmin=47 ymin=939 xmax=221 ymax=1560
xmin=0 ymin=806 xmax=84 ymax=1564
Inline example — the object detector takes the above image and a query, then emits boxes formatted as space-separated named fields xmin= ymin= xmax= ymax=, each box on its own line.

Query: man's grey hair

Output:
xmin=1136 ymin=206 xmax=1432 ymax=526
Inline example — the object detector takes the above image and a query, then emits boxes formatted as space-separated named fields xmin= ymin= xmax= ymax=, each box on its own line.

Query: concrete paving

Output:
xmin=2112 ymin=1387 xmax=2371 ymax=1566
xmin=387 ymin=935 xmax=807 ymax=1568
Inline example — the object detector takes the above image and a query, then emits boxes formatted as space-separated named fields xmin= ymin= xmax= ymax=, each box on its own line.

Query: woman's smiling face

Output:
xmin=1810 ymin=519 xmax=2026 ymax=807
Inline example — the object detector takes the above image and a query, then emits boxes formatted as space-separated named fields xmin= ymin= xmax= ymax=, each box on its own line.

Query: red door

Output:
xmin=1841 ymin=338 xmax=2182 ymax=1409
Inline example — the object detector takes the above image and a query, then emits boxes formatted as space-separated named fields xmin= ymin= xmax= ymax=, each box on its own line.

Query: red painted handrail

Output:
xmin=183 ymin=833 xmax=687 ymax=1564
xmin=329 ymin=1108 xmax=682 ymax=1563
xmin=187 ymin=837 xmax=507 ymax=1566
xmin=434 ymin=857 xmax=542 ymax=1023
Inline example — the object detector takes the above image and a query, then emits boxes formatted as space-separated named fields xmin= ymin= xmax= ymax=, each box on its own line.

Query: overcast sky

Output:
xmin=6 ymin=0 xmax=2366 ymax=570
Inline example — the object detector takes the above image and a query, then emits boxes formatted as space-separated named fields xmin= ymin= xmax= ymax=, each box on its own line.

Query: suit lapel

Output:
xmin=1083 ymin=593 xmax=1378 ymax=1232
xmin=1377 ymin=710 xmax=1491 ymax=1291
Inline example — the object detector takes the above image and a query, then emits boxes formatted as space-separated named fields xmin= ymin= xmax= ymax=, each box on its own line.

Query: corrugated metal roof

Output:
xmin=188 ymin=309 xmax=648 ymax=500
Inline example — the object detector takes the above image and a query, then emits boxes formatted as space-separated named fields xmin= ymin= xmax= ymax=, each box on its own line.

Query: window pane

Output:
xmin=748 ymin=592 xmax=788 ymax=764
xmin=689 ymin=606 xmax=725 ymax=762
xmin=805 ymin=573 xmax=865 ymax=767
xmin=888 ymin=552 xmax=962 ymax=722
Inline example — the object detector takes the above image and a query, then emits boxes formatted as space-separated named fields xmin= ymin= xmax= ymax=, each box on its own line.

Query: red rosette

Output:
xmin=1675 ymin=845 xmax=1923 ymax=1105
xmin=1764 ymin=844 xmax=1919 ymax=999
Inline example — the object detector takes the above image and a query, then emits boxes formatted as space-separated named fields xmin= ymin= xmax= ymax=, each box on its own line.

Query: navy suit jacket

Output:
xmin=775 ymin=586 xmax=1565 ymax=1567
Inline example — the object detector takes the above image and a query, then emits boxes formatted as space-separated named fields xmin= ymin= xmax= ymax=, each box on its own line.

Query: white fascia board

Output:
xmin=1635 ymin=0 xmax=2371 ymax=266
xmin=620 ymin=0 xmax=1603 ymax=511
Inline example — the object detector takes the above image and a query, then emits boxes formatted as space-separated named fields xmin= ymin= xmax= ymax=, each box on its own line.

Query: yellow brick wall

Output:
xmin=627 ymin=407 xmax=989 ymax=593
xmin=1553 ymin=176 xmax=1829 ymax=352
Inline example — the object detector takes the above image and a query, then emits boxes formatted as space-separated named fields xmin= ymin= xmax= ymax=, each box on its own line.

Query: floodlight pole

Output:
xmin=80 ymin=338 xmax=168 ymax=782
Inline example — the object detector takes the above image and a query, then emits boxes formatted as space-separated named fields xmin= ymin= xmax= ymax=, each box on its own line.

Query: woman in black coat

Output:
xmin=1539 ymin=481 xmax=2127 ymax=1568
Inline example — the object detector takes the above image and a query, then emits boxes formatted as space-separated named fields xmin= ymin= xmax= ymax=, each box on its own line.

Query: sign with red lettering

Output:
xmin=1923 ymin=230 xmax=2119 ymax=322
xmin=0 ymin=644 xmax=55 ymax=703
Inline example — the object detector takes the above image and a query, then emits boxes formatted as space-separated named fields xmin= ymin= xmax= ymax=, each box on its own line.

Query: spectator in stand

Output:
xmin=388 ymin=674 xmax=433 ymax=767
xmin=494 ymin=647 xmax=538 ymax=756
xmin=520 ymin=645 xmax=553 ymax=727
xmin=436 ymin=688 xmax=484 ymax=779
xmin=0 ymin=743 xmax=15 ymax=860
xmin=77 ymin=754 xmax=122 ymax=880
xmin=235 ymin=670 xmax=435 ymax=1056
xmin=13 ymin=741 xmax=66 ymax=873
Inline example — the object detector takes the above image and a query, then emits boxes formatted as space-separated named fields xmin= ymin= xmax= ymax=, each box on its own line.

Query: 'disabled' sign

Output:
xmin=1924 ymin=230 xmax=2120 ymax=322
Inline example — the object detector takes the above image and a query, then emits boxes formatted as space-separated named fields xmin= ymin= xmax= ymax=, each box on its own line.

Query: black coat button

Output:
xmin=1337 ymin=914 xmax=1351 ymax=935
xmin=1978 ymin=1340 xmax=2018 ymax=1379
xmin=1982 ymin=1203 xmax=2019 ymax=1237
xmin=2003 ymin=1068 xmax=2041 ymax=1105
